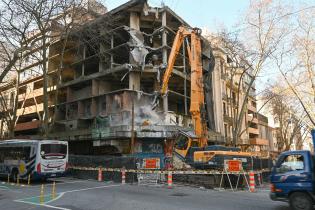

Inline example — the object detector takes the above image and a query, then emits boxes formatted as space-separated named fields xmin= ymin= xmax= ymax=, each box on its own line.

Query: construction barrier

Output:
xmin=69 ymin=166 xmax=269 ymax=175
xmin=69 ymin=166 xmax=268 ymax=190
xmin=167 ymin=171 xmax=172 ymax=189
xmin=249 ymin=171 xmax=255 ymax=192
xmin=98 ymin=168 xmax=103 ymax=182
xmin=121 ymin=167 xmax=126 ymax=184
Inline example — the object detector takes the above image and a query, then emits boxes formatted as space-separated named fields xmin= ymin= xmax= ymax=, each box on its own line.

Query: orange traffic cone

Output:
xmin=121 ymin=167 xmax=126 ymax=184
xmin=167 ymin=171 xmax=172 ymax=189
xmin=249 ymin=171 xmax=255 ymax=192
xmin=98 ymin=168 xmax=103 ymax=182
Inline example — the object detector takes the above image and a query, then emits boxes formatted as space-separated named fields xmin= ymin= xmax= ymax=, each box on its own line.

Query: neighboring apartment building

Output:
xmin=255 ymin=113 xmax=272 ymax=156
xmin=0 ymin=0 xmax=106 ymax=139
xmin=210 ymin=41 xmax=266 ymax=151
xmin=0 ymin=76 xmax=45 ymax=138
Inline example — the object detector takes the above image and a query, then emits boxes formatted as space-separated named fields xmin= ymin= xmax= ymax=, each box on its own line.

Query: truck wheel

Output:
xmin=290 ymin=192 xmax=313 ymax=210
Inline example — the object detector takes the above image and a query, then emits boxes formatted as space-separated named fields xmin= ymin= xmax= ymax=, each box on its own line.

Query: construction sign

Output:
xmin=143 ymin=158 xmax=160 ymax=169
xmin=224 ymin=160 xmax=242 ymax=172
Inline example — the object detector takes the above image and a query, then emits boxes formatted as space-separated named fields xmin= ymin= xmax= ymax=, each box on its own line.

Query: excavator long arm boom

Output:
xmin=159 ymin=26 xmax=208 ymax=147
xmin=161 ymin=27 xmax=189 ymax=95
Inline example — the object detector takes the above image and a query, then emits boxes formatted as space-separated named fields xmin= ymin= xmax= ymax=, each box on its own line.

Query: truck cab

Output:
xmin=270 ymin=150 xmax=315 ymax=210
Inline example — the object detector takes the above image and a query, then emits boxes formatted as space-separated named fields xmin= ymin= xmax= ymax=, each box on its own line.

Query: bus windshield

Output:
xmin=40 ymin=144 xmax=67 ymax=159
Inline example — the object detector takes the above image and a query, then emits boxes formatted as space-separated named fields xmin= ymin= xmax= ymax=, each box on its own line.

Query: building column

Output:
xmin=129 ymin=12 xmax=141 ymax=91
xmin=162 ymin=11 xmax=168 ymax=112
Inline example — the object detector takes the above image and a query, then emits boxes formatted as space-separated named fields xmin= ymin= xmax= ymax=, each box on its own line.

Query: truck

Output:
xmin=270 ymin=129 xmax=315 ymax=210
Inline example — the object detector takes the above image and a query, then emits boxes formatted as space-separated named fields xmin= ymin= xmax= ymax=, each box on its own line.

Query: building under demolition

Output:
xmin=0 ymin=0 xmax=215 ymax=156
xmin=0 ymin=0 xmax=273 ymax=162
xmin=49 ymin=0 xmax=216 ymax=156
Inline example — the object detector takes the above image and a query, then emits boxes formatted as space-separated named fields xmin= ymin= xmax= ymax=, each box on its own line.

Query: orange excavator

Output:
xmin=159 ymin=26 xmax=208 ymax=148
xmin=153 ymin=26 xmax=258 ymax=169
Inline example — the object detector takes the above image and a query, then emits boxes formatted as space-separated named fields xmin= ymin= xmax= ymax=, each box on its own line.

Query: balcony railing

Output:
xmin=247 ymin=115 xmax=258 ymax=124
xmin=247 ymin=104 xmax=257 ymax=112
xmin=17 ymin=103 xmax=43 ymax=115
xmin=18 ymin=86 xmax=56 ymax=101
xmin=221 ymin=72 xmax=229 ymax=80
xmin=223 ymin=114 xmax=233 ymax=124
xmin=15 ymin=120 xmax=41 ymax=131
xmin=249 ymin=138 xmax=269 ymax=146
xmin=248 ymin=127 xmax=259 ymax=135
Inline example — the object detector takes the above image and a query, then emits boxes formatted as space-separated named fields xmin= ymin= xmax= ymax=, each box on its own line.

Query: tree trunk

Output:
xmin=42 ymin=38 xmax=49 ymax=138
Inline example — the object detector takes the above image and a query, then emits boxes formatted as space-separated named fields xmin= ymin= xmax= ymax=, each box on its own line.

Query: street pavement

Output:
xmin=0 ymin=177 xmax=290 ymax=210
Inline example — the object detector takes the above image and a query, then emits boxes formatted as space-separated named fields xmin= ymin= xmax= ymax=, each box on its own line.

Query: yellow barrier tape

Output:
xmin=69 ymin=166 xmax=270 ymax=175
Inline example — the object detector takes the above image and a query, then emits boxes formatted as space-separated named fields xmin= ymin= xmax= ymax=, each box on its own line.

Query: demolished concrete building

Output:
xmin=46 ymin=0 xmax=216 ymax=157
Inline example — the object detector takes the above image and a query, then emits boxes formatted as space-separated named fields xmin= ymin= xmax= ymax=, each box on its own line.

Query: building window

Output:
xmin=227 ymin=106 xmax=230 ymax=116
xmin=223 ymin=102 xmax=226 ymax=115
xmin=224 ymin=124 xmax=228 ymax=138
xmin=232 ymin=92 xmax=236 ymax=104
xmin=220 ymin=60 xmax=224 ymax=75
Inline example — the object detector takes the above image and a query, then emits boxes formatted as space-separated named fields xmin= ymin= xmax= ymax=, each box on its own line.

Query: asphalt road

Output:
xmin=0 ymin=177 xmax=290 ymax=210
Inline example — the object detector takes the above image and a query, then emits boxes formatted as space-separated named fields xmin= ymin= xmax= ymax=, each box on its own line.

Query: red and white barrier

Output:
xmin=122 ymin=168 xmax=126 ymax=184
xmin=98 ymin=168 xmax=103 ymax=182
xmin=167 ymin=171 xmax=172 ymax=189
xmin=249 ymin=171 xmax=255 ymax=192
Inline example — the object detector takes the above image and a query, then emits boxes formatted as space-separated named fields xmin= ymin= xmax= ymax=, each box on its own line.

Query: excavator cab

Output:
xmin=174 ymin=131 xmax=200 ymax=162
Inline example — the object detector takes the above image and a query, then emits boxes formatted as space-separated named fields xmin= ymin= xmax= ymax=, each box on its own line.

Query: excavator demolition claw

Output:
xmin=151 ymin=91 xmax=161 ymax=110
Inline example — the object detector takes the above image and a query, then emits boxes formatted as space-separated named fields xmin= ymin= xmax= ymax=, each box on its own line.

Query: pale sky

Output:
xmin=105 ymin=0 xmax=250 ymax=33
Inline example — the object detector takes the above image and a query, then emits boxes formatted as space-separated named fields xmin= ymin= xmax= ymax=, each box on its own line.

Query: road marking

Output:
xmin=46 ymin=193 xmax=65 ymax=204
xmin=15 ymin=199 xmax=71 ymax=210
xmin=61 ymin=184 xmax=121 ymax=194
xmin=0 ymin=185 xmax=10 ymax=189
xmin=49 ymin=180 xmax=87 ymax=185
xmin=14 ymin=184 xmax=121 ymax=210
xmin=0 ymin=187 xmax=9 ymax=191
xmin=26 ymin=179 xmax=87 ymax=188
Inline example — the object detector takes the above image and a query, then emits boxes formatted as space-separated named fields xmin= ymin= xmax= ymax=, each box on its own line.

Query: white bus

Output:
xmin=0 ymin=139 xmax=68 ymax=181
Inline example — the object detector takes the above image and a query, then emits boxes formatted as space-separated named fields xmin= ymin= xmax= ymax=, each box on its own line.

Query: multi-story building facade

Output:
xmin=209 ymin=36 xmax=269 ymax=151
xmin=0 ymin=0 xmax=106 ymax=139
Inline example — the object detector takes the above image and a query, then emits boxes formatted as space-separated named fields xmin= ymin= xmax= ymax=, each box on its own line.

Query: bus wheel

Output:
xmin=290 ymin=192 xmax=313 ymax=210
xmin=10 ymin=169 xmax=19 ymax=182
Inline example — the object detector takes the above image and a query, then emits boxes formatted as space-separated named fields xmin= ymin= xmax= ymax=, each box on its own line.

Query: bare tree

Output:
xmin=275 ymin=5 xmax=315 ymax=127
xmin=0 ymin=69 xmax=29 ymax=138
xmin=6 ymin=0 xmax=106 ymax=137
xmin=0 ymin=0 xmax=34 ymax=84
xmin=206 ymin=0 xmax=291 ymax=146
xmin=264 ymin=88 xmax=307 ymax=151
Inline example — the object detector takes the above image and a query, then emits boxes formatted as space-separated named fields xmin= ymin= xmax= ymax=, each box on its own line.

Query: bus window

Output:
xmin=40 ymin=144 xmax=67 ymax=159
xmin=23 ymin=147 xmax=31 ymax=161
